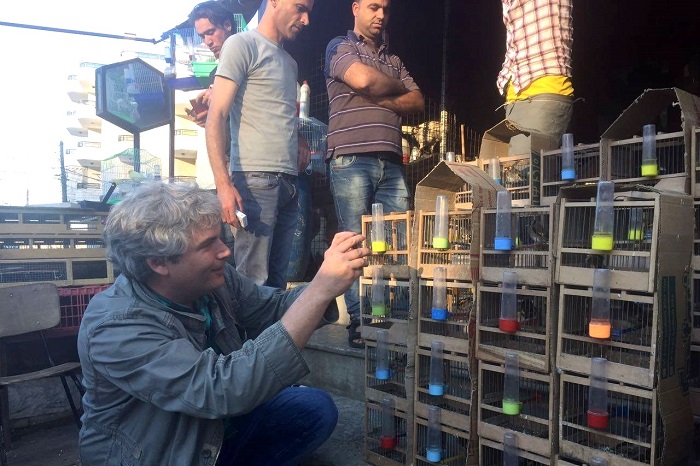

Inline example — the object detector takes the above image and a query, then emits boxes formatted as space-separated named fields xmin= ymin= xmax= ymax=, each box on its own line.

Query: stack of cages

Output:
xmin=477 ymin=202 xmax=559 ymax=461
xmin=0 ymin=206 xmax=115 ymax=336
xmin=540 ymin=138 xmax=601 ymax=207
xmin=600 ymin=88 xmax=699 ymax=195
xmin=412 ymin=162 xmax=502 ymax=465
xmin=360 ymin=207 xmax=414 ymax=465
xmin=476 ymin=120 xmax=560 ymax=207
xmin=691 ymin=125 xmax=700 ymax=419
xmin=554 ymin=183 xmax=694 ymax=466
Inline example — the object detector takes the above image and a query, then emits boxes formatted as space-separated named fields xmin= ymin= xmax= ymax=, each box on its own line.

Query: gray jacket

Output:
xmin=77 ymin=265 xmax=337 ymax=465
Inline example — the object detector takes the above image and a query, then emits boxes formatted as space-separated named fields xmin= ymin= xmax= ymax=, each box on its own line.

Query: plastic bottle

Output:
xmin=426 ymin=406 xmax=442 ymax=462
xmin=561 ymin=133 xmax=576 ymax=181
xmin=494 ymin=190 xmax=513 ymax=251
xmin=431 ymin=266 xmax=448 ymax=321
xmin=589 ymin=269 xmax=611 ymax=339
xmin=592 ymin=181 xmax=614 ymax=251
xmin=380 ymin=398 xmax=397 ymax=449
xmin=489 ymin=158 xmax=501 ymax=185
xmin=372 ymin=203 xmax=387 ymax=254
xmin=499 ymin=271 xmax=519 ymax=333
xmin=587 ymin=357 xmax=609 ymax=429
xmin=375 ymin=329 xmax=391 ymax=380
xmin=299 ymin=80 xmax=311 ymax=119
xmin=428 ymin=340 xmax=445 ymax=396
xmin=503 ymin=431 xmax=518 ymax=466
xmin=433 ymin=195 xmax=450 ymax=250
xmin=502 ymin=352 xmax=521 ymax=415
xmin=641 ymin=124 xmax=658 ymax=177
xmin=371 ymin=267 xmax=387 ymax=317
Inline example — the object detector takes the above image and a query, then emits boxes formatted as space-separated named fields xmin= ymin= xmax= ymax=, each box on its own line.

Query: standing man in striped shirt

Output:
xmin=325 ymin=0 xmax=424 ymax=348
xmin=498 ymin=0 xmax=574 ymax=154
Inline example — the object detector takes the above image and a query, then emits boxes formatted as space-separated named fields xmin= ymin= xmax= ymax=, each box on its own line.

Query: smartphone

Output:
xmin=189 ymin=98 xmax=208 ymax=115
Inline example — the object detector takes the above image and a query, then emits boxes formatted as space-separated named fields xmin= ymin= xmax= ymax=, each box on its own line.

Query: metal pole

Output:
xmin=59 ymin=141 xmax=68 ymax=202
xmin=134 ymin=132 xmax=141 ymax=173
xmin=439 ymin=0 xmax=450 ymax=155
xmin=168 ymin=34 xmax=177 ymax=180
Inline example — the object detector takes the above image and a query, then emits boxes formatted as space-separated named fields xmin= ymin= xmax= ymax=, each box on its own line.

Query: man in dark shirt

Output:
xmin=325 ymin=0 xmax=424 ymax=347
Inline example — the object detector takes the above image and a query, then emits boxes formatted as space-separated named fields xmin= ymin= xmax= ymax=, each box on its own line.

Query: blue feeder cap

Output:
xmin=494 ymin=237 xmax=512 ymax=251
xmin=561 ymin=168 xmax=576 ymax=180
xmin=428 ymin=384 xmax=444 ymax=396
xmin=431 ymin=308 xmax=448 ymax=321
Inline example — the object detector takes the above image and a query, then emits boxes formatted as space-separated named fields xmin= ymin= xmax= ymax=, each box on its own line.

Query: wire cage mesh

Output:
xmin=693 ymin=272 xmax=700 ymax=343
xmin=694 ymin=201 xmax=700 ymax=264
xmin=0 ymin=258 xmax=111 ymax=286
xmin=417 ymin=210 xmax=474 ymax=280
xmin=0 ymin=208 xmax=107 ymax=233
xmin=101 ymin=148 xmax=162 ymax=200
xmin=477 ymin=284 xmax=552 ymax=373
xmin=361 ymin=212 xmax=413 ymax=279
xmin=556 ymin=200 xmax=657 ymax=292
xmin=478 ymin=362 xmax=555 ymax=457
xmin=415 ymin=346 xmax=472 ymax=425
xmin=694 ymin=127 xmax=700 ymax=196
xmin=168 ymin=15 xmax=246 ymax=67
xmin=364 ymin=398 xmax=409 ymax=465
xmin=560 ymin=374 xmax=660 ymax=465
xmin=608 ymin=131 xmax=686 ymax=184
xmin=365 ymin=341 xmax=409 ymax=400
xmin=481 ymin=206 xmax=553 ymax=286
xmin=557 ymin=286 xmax=656 ymax=389
xmin=481 ymin=155 xmax=535 ymax=205
xmin=360 ymin=277 xmax=411 ymax=323
xmin=541 ymin=142 xmax=601 ymax=206
xmin=413 ymin=415 xmax=471 ymax=466
xmin=417 ymin=279 xmax=474 ymax=350
xmin=479 ymin=437 xmax=550 ymax=466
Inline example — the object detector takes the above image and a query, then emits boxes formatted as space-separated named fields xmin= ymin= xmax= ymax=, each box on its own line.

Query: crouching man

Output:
xmin=77 ymin=182 xmax=370 ymax=465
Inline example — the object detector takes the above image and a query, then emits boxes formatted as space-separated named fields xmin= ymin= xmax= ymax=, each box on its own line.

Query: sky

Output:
xmin=0 ymin=1 xmax=200 ymax=205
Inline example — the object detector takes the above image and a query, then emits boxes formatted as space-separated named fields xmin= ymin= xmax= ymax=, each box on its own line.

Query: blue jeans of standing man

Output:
xmin=217 ymin=386 xmax=338 ymax=465
xmin=231 ymin=171 xmax=298 ymax=289
xmin=329 ymin=154 xmax=410 ymax=323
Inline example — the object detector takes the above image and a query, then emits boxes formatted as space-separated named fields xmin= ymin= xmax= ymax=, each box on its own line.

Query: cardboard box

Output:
xmin=477 ymin=120 xmax=559 ymax=206
xmin=601 ymin=88 xmax=700 ymax=195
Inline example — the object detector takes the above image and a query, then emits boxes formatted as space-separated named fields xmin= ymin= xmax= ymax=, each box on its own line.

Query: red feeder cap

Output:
xmin=380 ymin=436 xmax=397 ymax=450
xmin=587 ymin=410 xmax=609 ymax=430
xmin=499 ymin=318 xmax=520 ymax=333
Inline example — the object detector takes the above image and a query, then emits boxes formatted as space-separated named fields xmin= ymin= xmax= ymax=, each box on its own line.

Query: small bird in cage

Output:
xmin=517 ymin=295 xmax=543 ymax=328
xmin=584 ymin=253 xmax=608 ymax=269
xmin=503 ymin=164 xmax=523 ymax=187
xmin=526 ymin=217 xmax=548 ymax=248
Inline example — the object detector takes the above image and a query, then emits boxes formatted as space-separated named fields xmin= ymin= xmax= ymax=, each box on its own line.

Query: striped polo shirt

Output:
xmin=324 ymin=30 xmax=420 ymax=160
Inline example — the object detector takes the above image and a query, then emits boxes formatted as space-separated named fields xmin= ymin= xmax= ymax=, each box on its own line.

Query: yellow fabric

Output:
xmin=505 ymin=75 xmax=574 ymax=102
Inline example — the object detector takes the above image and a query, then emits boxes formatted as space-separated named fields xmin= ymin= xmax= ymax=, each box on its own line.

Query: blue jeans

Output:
xmin=217 ymin=386 xmax=338 ymax=466
xmin=231 ymin=172 xmax=298 ymax=289
xmin=329 ymin=154 xmax=410 ymax=321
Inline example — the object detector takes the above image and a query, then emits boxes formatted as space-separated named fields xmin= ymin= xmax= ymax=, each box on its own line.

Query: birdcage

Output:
xmin=361 ymin=211 xmax=413 ymax=280
xmin=417 ymin=279 xmax=474 ymax=351
xmin=694 ymin=272 xmax=700 ymax=344
xmin=556 ymin=286 xmax=659 ymax=389
xmin=413 ymin=413 xmax=473 ymax=466
xmin=478 ymin=361 xmax=557 ymax=458
xmin=417 ymin=210 xmax=475 ymax=280
xmin=480 ymin=154 xmax=538 ymax=206
xmin=555 ymin=190 xmax=692 ymax=293
xmin=414 ymin=345 xmax=474 ymax=429
xmin=42 ymin=284 xmax=112 ymax=337
xmin=365 ymin=340 xmax=410 ymax=402
xmin=694 ymin=200 xmax=700 ymax=269
xmin=690 ymin=345 xmax=700 ymax=417
xmin=477 ymin=283 xmax=554 ymax=373
xmin=0 ymin=258 xmax=114 ymax=288
xmin=101 ymin=148 xmax=161 ymax=200
xmin=605 ymin=131 xmax=686 ymax=188
xmin=479 ymin=437 xmax=550 ymax=466
xmin=559 ymin=373 xmax=663 ymax=466
xmin=541 ymin=142 xmax=601 ymax=206
xmin=360 ymin=276 xmax=412 ymax=345
xmin=693 ymin=127 xmax=700 ymax=196
xmin=364 ymin=396 xmax=410 ymax=466
xmin=0 ymin=206 xmax=108 ymax=236
xmin=481 ymin=205 xmax=554 ymax=287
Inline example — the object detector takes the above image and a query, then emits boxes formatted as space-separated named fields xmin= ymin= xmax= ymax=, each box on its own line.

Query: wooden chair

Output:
xmin=0 ymin=283 xmax=84 ymax=466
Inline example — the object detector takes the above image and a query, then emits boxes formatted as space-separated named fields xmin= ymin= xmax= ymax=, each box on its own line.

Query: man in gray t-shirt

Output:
xmin=206 ymin=0 xmax=313 ymax=288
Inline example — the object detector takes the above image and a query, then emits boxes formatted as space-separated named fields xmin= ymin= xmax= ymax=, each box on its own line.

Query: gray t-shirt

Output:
xmin=216 ymin=30 xmax=298 ymax=175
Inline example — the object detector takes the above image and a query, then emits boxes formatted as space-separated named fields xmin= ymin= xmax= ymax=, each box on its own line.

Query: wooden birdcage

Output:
xmin=540 ymin=142 xmax=601 ymax=206
xmin=362 ymin=211 xmax=413 ymax=280
xmin=417 ymin=210 xmax=476 ymax=280
xmin=417 ymin=279 xmax=474 ymax=351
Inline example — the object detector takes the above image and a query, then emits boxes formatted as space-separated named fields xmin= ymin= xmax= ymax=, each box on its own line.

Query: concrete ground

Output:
xmin=4 ymin=392 xmax=370 ymax=466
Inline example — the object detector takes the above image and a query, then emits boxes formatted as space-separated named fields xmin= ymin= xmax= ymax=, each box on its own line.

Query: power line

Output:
xmin=0 ymin=20 xmax=158 ymax=43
